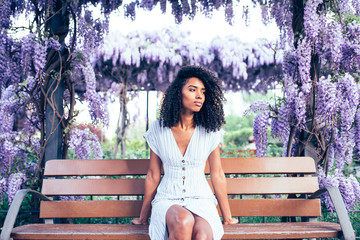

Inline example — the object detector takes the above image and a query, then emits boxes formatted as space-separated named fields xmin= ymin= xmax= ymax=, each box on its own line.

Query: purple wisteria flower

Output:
xmin=317 ymin=167 xmax=338 ymax=213
xmin=355 ymin=109 xmax=360 ymax=158
xmin=253 ymin=110 xmax=270 ymax=157
xmin=349 ymin=175 xmax=360 ymax=201
xmin=296 ymin=36 xmax=312 ymax=97
xmin=33 ymin=40 xmax=47 ymax=77
xmin=7 ymin=172 xmax=27 ymax=204
xmin=82 ymin=61 xmax=109 ymax=127
xmin=338 ymin=73 xmax=358 ymax=132
xmin=318 ymin=168 xmax=360 ymax=213
xmin=244 ymin=100 xmax=270 ymax=115
xmin=325 ymin=20 xmax=344 ymax=69
xmin=270 ymin=103 xmax=293 ymax=156
xmin=337 ymin=172 xmax=356 ymax=212
xmin=304 ymin=0 xmax=323 ymax=41
xmin=69 ymin=128 xmax=103 ymax=159
xmin=47 ymin=37 xmax=61 ymax=51
xmin=316 ymin=75 xmax=339 ymax=122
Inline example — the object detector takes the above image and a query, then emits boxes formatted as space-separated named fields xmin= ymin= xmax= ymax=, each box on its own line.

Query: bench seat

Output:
xmin=10 ymin=222 xmax=342 ymax=239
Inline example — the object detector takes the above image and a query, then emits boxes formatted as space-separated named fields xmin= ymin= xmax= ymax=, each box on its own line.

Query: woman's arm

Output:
xmin=131 ymin=150 xmax=162 ymax=225
xmin=209 ymin=145 xmax=238 ymax=224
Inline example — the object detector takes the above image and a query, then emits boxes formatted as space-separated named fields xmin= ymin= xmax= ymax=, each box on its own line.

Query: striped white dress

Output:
xmin=143 ymin=120 xmax=224 ymax=240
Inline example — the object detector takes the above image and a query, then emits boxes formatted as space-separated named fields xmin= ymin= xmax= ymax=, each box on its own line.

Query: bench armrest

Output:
xmin=309 ymin=186 xmax=355 ymax=240
xmin=0 ymin=189 xmax=52 ymax=240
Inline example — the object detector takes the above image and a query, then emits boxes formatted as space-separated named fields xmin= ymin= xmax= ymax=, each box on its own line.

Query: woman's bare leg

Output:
xmin=166 ymin=205 xmax=195 ymax=240
xmin=192 ymin=215 xmax=213 ymax=240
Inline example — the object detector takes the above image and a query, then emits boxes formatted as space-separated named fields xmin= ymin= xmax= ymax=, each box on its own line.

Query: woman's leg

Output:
xmin=166 ymin=205 xmax=195 ymax=240
xmin=192 ymin=215 xmax=213 ymax=240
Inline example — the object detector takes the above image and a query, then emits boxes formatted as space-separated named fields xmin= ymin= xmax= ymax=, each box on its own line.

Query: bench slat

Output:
xmin=208 ymin=157 xmax=316 ymax=174
xmin=11 ymin=222 xmax=341 ymax=239
xmin=43 ymin=157 xmax=316 ymax=176
xmin=222 ymin=222 xmax=341 ymax=239
xmin=220 ymin=177 xmax=319 ymax=194
xmin=11 ymin=224 xmax=150 ymax=240
xmin=40 ymin=199 xmax=321 ymax=218
xmin=40 ymin=200 xmax=143 ymax=218
xmin=42 ymin=177 xmax=319 ymax=195
xmin=228 ymin=199 xmax=321 ymax=217
xmin=44 ymin=159 xmax=149 ymax=176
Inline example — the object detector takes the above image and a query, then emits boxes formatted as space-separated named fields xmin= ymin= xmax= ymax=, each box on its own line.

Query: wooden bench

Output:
xmin=1 ymin=157 xmax=355 ymax=240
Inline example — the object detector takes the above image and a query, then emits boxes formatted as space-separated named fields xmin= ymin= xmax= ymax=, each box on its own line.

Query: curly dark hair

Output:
xmin=159 ymin=65 xmax=226 ymax=132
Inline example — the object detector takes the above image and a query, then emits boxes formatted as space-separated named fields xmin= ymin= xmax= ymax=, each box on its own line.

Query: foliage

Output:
xmin=223 ymin=128 xmax=253 ymax=148
xmin=223 ymin=114 xmax=242 ymax=132
xmin=246 ymin=1 xmax=360 ymax=212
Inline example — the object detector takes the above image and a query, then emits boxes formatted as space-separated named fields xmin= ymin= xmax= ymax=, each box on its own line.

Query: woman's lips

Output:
xmin=194 ymin=101 xmax=203 ymax=107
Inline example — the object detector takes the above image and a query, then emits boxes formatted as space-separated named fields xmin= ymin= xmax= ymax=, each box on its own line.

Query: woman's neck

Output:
xmin=177 ymin=112 xmax=195 ymax=129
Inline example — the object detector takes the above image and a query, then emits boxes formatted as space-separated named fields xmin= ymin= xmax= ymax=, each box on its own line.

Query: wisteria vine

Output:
xmin=248 ymin=0 xmax=360 ymax=213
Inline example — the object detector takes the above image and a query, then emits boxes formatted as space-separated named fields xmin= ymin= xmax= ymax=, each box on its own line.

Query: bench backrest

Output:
xmin=40 ymin=157 xmax=321 ymax=219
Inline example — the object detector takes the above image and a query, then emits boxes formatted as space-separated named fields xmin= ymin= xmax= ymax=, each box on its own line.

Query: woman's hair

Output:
xmin=159 ymin=65 xmax=226 ymax=132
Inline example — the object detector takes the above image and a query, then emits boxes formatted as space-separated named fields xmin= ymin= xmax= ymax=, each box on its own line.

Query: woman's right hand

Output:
xmin=131 ymin=217 xmax=149 ymax=225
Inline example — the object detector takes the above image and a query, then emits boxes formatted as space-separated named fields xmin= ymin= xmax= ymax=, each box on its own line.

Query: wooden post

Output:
xmin=43 ymin=0 xmax=69 ymax=164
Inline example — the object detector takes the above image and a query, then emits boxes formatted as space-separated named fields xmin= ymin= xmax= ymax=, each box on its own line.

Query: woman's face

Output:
xmin=181 ymin=77 xmax=205 ymax=113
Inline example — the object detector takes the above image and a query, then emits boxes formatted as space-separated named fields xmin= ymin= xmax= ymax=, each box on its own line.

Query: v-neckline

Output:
xmin=170 ymin=125 xmax=197 ymax=158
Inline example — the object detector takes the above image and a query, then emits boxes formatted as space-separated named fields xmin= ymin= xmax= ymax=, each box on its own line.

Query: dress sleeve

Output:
xmin=208 ymin=129 xmax=225 ymax=155
xmin=143 ymin=120 xmax=161 ymax=157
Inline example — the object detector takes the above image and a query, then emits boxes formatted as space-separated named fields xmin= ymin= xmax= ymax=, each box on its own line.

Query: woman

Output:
xmin=132 ymin=66 xmax=238 ymax=239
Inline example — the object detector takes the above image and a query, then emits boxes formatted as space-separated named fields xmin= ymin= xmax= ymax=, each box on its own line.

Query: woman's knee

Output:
xmin=192 ymin=229 xmax=212 ymax=240
xmin=192 ymin=216 xmax=213 ymax=240
xmin=166 ymin=205 xmax=195 ymax=230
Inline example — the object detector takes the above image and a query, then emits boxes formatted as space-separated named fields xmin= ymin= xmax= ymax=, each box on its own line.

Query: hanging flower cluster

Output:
xmin=69 ymin=128 xmax=103 ymax=159
xmin=95 ymin=27 xmax=282 ymax=92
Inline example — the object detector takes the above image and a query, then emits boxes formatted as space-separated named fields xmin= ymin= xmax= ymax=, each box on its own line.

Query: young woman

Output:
xmin=132 ymin=66 xmax=238 ymax=239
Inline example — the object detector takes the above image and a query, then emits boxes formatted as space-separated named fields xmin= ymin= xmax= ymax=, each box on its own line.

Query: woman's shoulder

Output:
xmin=197 ymin=125 xmax=225 ymax=136
xmin=148 ymin=119 xmax=167 ymax=133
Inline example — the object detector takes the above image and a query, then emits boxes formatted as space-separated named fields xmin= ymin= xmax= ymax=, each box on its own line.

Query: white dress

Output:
xmin=143 ymin=120 xmax=225 ymax=240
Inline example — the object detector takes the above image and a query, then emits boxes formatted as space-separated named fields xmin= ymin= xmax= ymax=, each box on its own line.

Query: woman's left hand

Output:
xmin=223 ymin=217 xmax=239 ymax=225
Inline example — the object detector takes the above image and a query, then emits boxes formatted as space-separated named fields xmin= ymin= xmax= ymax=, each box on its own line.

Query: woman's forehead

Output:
xmin=184 ymin=77 xmax=205 ymax=87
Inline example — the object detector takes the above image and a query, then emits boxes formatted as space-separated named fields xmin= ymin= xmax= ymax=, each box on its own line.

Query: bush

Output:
xmin=223 ymin=128 xmax=253 ymax=148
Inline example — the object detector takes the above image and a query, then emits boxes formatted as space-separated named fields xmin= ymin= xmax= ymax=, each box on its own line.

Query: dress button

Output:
xmin=182 ymin=167 xmax=186 ymax=171
xmin=182 ymin=176 xmax=186 ymax=179
xmin=181 ymin=198 xmax=184 ymax=201
xmin=182 ymin=160 xmax=185 ymax=163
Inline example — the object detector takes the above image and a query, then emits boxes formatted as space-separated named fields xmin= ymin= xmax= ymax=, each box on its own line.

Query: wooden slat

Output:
xmin=225 ymin=199 xmax=321 ymax=217
xmin=11 ymin=224 xmax=150 ymax=240
xmin=206 ymin=157 xmax=316 ymax=174
xmin=42 ymin=177 xmax=319 ymax=196
xmin=40 ymin=200 xmax=143 ymax=218
xmin=209 ymin=177 xmax=319 ymax=194
xmin=41 ymin=179 xmax=145 ymax=195
xmin=42 ymin=177 xmax=318 ymax=196
xmin=222 ymin=222 xmax=341 ymax=239
xmin=44 ymin=157 xmax=316 ymax=176
xmin=44 ymin=159 xmax=150 ymax=176
xmin=11 ymin=222 xmax=341 ymax=240
xmin=40 ymin=199 xmax=321 ymax=218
